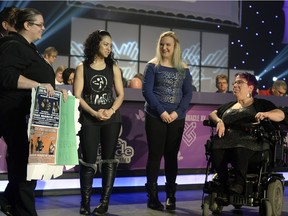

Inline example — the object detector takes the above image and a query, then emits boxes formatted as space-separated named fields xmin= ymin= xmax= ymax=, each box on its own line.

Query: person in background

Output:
xmin=62 ymin=67 xmax=75 ymax=85
xmin=142 ymin=31 xmax=193 ymax=211
xmin=74 ymin=30 xmax=124 ymax=216
xmin=209 ymin=72 xmax=284 ymax=198
xmin=119 ymin=68 xmax=128 ymax=88
xmin=0 ymin=8 xmax=66 ymax=216
xmin=43 ymin=46 xmax=58 ymax=66
xmin=0 ymin=6 xmax=18 ymax=38
xmin=258 ymin=80 xmax=287 ymax=96
xmin=216 ymin=74 xmax=231 ymax=93
xmin=54 ymin=65 xmax=65 ymax=85
xmin=128 ymin=73 xmax=143 ymax=89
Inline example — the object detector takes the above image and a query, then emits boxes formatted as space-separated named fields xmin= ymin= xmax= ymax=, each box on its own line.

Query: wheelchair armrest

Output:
xmin=203 ymin=119 xmax=216 ymax=127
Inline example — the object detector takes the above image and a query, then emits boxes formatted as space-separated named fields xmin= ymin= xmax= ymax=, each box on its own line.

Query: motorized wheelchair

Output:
xmin=201 ymin=119 xmax=287 ymax=216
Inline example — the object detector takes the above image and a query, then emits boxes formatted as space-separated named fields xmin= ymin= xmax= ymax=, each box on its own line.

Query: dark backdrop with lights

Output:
xmin=1 ymin=1 xmax=287 ymax=90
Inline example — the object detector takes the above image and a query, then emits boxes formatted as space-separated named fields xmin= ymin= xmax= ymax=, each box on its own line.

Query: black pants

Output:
xmin=1 ymin=110 xmax=37 ymax=216
xmin=145 ymin=114 xmax=185 ymax=184
xmin=211 ymin=148 xmax=261 ymax=186
xmin=79 ymin=122 xmax=121 ymax=164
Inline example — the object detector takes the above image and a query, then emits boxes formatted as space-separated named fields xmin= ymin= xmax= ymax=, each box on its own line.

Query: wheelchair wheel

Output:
xmin=202 ymin=196 xmax=210 ymax=216
xmin=210 ymin=193 xmax=223 ymax=214
xmin=259 ymin=200 xmax=272 ymax=216
xmin=267 ymin=179 xmax=283 ymax=216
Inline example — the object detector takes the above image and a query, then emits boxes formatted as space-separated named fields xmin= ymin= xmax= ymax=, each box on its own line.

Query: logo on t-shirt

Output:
xmin=91 ymin=75 xmax=108 ymax=92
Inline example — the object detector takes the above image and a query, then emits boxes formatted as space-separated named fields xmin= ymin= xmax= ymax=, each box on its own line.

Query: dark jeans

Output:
xmin=145 ymin=113 xmax=185 ymax=184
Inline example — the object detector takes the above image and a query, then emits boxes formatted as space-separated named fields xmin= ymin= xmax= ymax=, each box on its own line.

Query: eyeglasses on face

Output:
xmin=29 ymin=22 xmax=45 ymax=28
xmin=232 ymin=80 xmax=248 ymax=86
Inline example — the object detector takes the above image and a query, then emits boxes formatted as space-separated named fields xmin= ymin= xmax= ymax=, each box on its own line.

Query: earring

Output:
xmin=247 ymin=92 xmax=252 ymax=98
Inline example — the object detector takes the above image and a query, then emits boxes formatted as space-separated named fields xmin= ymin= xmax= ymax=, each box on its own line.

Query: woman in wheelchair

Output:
xmin=208 ymin=72 xmax=285 ymax=196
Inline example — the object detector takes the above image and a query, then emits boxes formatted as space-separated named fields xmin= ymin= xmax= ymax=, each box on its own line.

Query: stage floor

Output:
xmin=35 ymin=187 xmax=288 ymax=216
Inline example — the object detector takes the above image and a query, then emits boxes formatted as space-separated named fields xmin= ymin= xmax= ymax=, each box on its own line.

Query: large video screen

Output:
xmin=70 ymin=17 xmax=229 ymax=92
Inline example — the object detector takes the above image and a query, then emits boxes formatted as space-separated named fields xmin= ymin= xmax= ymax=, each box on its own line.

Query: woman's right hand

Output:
xmin=216 ymin=120 xmax=225 ymax=138
xmin=160 ymin=111 xmax=172 ymax=123
xmin=40 ymin=83 xmax=55 ymax=97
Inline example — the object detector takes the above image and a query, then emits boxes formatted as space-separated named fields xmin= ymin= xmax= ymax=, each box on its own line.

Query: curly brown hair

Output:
xmin=83 ymin=30 xmax=117 ymax=67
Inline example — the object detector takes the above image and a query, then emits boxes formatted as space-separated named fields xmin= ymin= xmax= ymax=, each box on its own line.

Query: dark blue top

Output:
xmin=142 ymin=63 xmax=193 ymax=120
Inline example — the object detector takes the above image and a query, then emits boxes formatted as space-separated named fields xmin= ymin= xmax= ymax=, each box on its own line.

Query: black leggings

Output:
xmin=145 ymin=114 xmax=185 ymax=184
xmin=79 ymin=123 xmax=121 ymax=164
xmin=211 ymin=148 xmax=260 ymax=185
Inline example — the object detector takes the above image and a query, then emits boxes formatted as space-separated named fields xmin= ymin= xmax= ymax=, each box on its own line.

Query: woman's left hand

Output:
xmin=169 ymin=111 xmax=178 ymax=123
xmin=103 ymin=108 xmax=114 ymax=119
xmin=60 ymin=88 xmax=68 ymax=102
xmin=255 ymin=112 xmax=269 ymax=122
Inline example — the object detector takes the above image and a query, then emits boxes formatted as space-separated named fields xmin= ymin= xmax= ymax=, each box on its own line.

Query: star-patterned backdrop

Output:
xmin=229 ymin=0 xmax=287 ymax=90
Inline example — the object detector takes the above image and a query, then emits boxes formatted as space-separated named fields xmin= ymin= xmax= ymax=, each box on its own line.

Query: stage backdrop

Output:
xmin=0 ymin=100 xmax=217 ymax=173
xmin=116 ymin=102 xmax=217 ymax=171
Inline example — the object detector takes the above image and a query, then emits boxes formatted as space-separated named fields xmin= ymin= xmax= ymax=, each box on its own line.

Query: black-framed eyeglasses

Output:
xmin=232 ymin=80 xmax=248 ymax=86
xmin=29 ymin=22 xmax=45 ymax=28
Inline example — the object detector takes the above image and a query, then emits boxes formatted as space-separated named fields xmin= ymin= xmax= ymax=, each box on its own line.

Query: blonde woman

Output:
xmin=142 ymin=31 xmax=193 ymax=211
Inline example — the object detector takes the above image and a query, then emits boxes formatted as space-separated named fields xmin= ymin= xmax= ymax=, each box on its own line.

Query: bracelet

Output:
xmin=111 ymin=107 xmax=115 ymax=114
xmin=38 ymin=83 xmax=41 ymax=87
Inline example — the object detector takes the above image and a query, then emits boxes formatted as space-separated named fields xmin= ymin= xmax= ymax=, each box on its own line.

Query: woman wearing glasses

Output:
xmin=0 ymin=8 xmax=59 ymax=216
xmin=208 ymin=72 xmax=284 ymax=198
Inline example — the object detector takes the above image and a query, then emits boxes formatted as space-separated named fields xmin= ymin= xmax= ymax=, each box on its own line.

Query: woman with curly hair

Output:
xmin=74 ymin=30 xmax=124 ymax=216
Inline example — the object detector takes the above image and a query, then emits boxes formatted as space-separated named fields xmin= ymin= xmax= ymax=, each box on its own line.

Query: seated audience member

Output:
xmin=209 ymin=72 xmax=284 ymax=196
xmin=43 ymin=46 xmax=58 ymax=66
xmin=119 ymin=68 xmax=128 ymax=88
xmin=0 ymin=6 xmax=18 ymax=38
xmin=55 ymin=65 xmax=66 ymax=85
xmin=128 ymin=73 xmax=143 ymax=89
xmin=62 ymin=67 xmax=75 ymax=85
xmin=258 ymin=80 xmax=287 ymax=96
xmin=215 ymin=74 xmax=231 ymax=93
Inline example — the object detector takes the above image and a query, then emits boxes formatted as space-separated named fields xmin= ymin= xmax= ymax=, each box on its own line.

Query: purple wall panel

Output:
xmin=0 ymin=101 xmax=218 ymax=173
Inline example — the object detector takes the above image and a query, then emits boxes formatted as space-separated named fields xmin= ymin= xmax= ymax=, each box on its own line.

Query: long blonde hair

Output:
xmin=155 ymin=31 xmax=185 ymax=74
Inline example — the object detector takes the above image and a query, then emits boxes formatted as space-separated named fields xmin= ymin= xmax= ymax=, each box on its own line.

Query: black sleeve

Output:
xmin=253 ymin=98 xmax=277 ymax=112
xmin=0 ymin=40 xmax=28 ymax=90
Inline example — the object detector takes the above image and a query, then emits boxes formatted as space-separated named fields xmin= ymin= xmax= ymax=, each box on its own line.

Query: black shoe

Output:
xmin=79 ymin=204 xmax=90 ymax=215
xmin=229 ymin=184 xmax=243 ymax=194
xmin=165 ymin=197 xmax=176 ymax=210
xmin=0 ymin=204 xmax=15 ymax=216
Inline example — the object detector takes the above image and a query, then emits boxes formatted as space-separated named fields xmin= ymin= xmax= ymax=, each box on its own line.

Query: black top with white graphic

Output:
xmin=79 ymin=63 xmax=121 ymax=125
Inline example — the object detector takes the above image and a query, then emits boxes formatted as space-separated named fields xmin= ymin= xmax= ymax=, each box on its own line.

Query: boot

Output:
xmin=165 ymin=183 xmax=177 ymax=210
xmin=92 ymin=159 xmax=118 ymax=216
xmin=79 ymin=160 xmax=97 ymax=215
xmin=145 ymin=183 xmax=164 ymax=211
